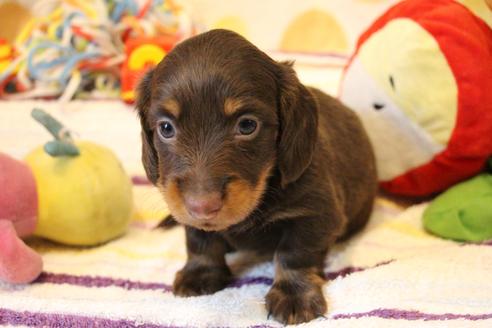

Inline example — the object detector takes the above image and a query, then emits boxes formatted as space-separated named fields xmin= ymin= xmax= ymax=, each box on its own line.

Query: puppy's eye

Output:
xmin=158 ymin=120 xmax=176 ymax=139
xmin=236 ymin=118 xmax=258 ymax=136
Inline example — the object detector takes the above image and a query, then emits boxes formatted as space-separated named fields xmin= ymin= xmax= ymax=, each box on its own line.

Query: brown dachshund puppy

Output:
xmin=136 ymin=29 xmax=377 ymax=324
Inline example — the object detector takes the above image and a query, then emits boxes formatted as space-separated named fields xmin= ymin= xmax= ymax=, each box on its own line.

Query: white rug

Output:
xmin=1 ymin=196 xmax=491 ymax=327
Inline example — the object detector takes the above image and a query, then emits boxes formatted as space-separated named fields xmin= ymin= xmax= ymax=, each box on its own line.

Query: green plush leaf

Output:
xmin=31 ymin=108 xmax=72 ymax=141
xmin=423 ymin=174 xmax=492 ymax=242
xmin=44 ymin=141 xmax=80 ymax=157
xmin=31 ymin=108 xmax=80 ymax=157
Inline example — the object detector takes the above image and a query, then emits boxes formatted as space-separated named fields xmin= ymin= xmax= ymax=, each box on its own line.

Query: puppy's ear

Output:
xmin=136 ymin=68 xmax=159 ymax=184
xmin=276 ymin=62 xmax=318 ymax=188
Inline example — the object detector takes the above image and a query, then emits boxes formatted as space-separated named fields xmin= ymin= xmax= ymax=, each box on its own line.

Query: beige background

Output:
xmin=0 ymin=0 xmax=400 ymax=54
xmin=188 ymin=0 xmax=400 ymax=54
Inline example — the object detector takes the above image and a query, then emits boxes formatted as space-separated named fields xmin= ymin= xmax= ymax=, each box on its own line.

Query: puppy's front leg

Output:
xmin=266 ymin=216 xmax=334 ymax=324
xmin=173 ymin=226 xmax=231 ymax=296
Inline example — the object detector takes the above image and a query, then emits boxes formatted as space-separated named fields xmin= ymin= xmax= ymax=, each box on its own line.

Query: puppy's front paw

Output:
xmin=173 ymin=265 xmax=232 ymax=297
xmin=265 ymin=281 xmax=327 ymax=324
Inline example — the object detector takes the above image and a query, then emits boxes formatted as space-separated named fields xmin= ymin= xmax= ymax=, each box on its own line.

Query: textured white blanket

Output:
xmin=1 ymin=194 xmax=491 ymax=327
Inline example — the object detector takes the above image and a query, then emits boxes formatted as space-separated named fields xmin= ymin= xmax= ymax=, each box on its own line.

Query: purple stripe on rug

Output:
xmin=231 ymin=260 xmax=394 ymax=288
xmin=229 ymin=276 xmax=274 ymax=288
xmin=0 ymin=308 xmax=276 ymax=328
xmin=34 ymin=261 xmax=394 ymax=292
xmin=0 ymin=308 xmax=185 ymax=328
xmin=132 ymin=175 xmax=152 ymax=185
xmin=325 ymin=260 xmax=393 ymax=280
xmin=333 ymin=308 xmax=492 ymax=321
xmin=35 ymin=272 xmax=172 ymax=292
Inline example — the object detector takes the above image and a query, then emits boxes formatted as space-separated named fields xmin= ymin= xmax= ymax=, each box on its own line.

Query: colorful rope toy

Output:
xmin=0 ymin=0 xmax=194 ymax=101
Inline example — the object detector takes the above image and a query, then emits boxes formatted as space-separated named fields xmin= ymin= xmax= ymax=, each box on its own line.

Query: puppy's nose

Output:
xmin=185 ymin=193 xmax=223 ymax=220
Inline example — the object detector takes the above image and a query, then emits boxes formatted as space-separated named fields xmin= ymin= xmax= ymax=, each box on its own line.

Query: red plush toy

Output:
xmin=340 ymin=0 xmax=492 ymax=197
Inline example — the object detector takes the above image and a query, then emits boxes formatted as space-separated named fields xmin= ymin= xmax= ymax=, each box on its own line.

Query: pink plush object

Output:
xmin=0 ymin=153 xmax=43 ymax=284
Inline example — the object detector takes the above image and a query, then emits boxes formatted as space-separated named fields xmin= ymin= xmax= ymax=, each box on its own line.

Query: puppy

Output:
xmin=136 ymin=29 xmax=377 ymax=324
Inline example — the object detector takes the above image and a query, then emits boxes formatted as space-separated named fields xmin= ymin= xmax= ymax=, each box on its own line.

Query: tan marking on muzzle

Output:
xmin=160 ymin=179 xmax=188 ymax=223
xmin=160 ymin=163 xmax=274 ymax=230
xmin=220 ymin=163 xmax=273 ymax=227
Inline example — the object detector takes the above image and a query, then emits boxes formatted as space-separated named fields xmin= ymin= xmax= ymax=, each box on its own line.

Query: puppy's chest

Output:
xmin=221 ymin=221 xmax=285 ymax=253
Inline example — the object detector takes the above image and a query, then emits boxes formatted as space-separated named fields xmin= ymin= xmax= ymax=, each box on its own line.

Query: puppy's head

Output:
xmin=136 ymin=29 xmax=318 ymax=231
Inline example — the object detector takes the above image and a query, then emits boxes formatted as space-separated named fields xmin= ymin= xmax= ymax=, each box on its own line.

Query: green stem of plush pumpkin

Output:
xmin=31 ymin=108 xmax=80 ymax=157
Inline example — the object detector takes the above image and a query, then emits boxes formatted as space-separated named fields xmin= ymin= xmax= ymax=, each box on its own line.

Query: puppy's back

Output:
xmin=310 ymin=87 xmax=377 ymax=237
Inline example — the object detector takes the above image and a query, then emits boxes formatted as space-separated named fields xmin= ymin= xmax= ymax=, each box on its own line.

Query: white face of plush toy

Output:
xmin=340 ymin=18 xmax=459 ymax=182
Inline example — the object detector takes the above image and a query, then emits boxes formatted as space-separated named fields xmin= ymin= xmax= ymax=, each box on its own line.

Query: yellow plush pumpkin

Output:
xmin=25 ymin=109 xmax=133 ymax=246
